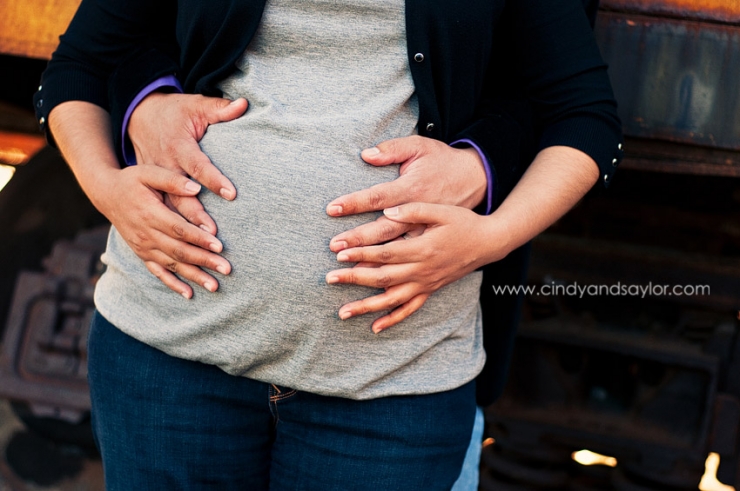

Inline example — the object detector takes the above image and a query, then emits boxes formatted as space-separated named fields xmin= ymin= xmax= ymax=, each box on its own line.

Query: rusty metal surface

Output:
xmin=0 ymin=227 xmax=107 ymax=420
xmin=497 ymin=317 xmax=718 ymax=450
xmin=483 ymin=162 xmax=740 ymax=488
xmin=601 ymin=0 xmax=740 ymax=25
xmin=596 ymin=12 xmax=740 ymax=151
xmin=483 ymin=310 xmax=739 ymax=489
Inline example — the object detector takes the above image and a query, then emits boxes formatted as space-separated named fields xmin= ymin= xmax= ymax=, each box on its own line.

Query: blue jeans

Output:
xmin=451 ymin=406 xmax=484 ymax=491
xmin=88 ymin=312 xmax=477 ymax=490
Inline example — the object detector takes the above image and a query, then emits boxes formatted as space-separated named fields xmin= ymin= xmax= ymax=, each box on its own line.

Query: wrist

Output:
xmin=124 ymin=75 xmax=183 ymax=165
xmin=86 ymin=166 xmax=122 ymax=218
xmin=456 ymin=147 xmax=488 ymax=210
xmin=478 ymin=211 xmax=517 ymax=265
xmin=450 ymin=139 xmax=493 ymax=214
xmin=129 ymin=91 xmax=169 ymax=137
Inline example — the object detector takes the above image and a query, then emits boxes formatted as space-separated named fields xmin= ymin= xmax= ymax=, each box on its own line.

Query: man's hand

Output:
xmin=326 ymin=135 xmax=487 ymax=253
xmin=129 ymin=92 xmax=248 ymax=235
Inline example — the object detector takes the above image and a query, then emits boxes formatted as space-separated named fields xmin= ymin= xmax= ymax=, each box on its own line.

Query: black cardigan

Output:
xmin=34 ymin=0 xmax=623 ymax=406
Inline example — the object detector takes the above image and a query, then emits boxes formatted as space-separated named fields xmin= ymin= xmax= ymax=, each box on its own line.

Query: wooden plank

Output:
xmin=0 ymin=0 xmax=81 ymax=60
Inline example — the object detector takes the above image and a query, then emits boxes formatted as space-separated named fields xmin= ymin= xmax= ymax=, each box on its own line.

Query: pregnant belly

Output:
xmin=197 ymin=123 xmax=400 ymax=317
xmin=95 ymin=120 xmax=483 ymax=388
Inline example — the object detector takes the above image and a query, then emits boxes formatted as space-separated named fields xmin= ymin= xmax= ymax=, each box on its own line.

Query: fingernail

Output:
xmin=199 ymin=224 xmax=212 ymax=232
xmin=333 ymin=240 xmax=348 ymax=251
xmin=326 ymin=274 xmax=339 ymax=284
xmin=362 ymin=147 xmax=380 ymax=157
xmin=204 ymin=281 xmax=217 ymax=292
xmin=372 ymin=325 xmax=382 ymax=334
xmin=384 ymin=207 xmax=399 ymax=217
xmin=327 ymin=204 xmax=343 ymax=216
xmin=185 ymin=181 xmax=201 ymax=193
xmin=339 ymin=310 xmax=352 ymax=320
xmin=337 ymin=251 xmax=349 ymax=262
xmin=228 ymin=99 xmax=239 ymax=105
xmin=181 ymin=291 xmax=191 ymax=299
xmin=209 ymin=242 xmax=222 ymax=253
xmin=220 ymin=187 xmax=235 ymax=200
xmin=216 ymin=264 xmax=229 ymax=275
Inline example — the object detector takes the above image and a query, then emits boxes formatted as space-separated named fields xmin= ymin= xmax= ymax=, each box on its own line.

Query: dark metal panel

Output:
xmin=528 ymin=234 xmax=740 ymax=311
xmin=596 ymin=12 xmax=740 ymax=151
xmin=618 ymin=137 xmax=740 ymax=177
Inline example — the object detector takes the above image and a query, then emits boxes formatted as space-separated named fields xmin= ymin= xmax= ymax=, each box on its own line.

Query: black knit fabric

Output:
xmin=34 ymin=0 xmax=622 ymax=406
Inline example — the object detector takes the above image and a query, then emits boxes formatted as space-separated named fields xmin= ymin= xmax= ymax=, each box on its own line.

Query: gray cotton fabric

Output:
xmin=95 ymin=0 xmax=485 ymax=400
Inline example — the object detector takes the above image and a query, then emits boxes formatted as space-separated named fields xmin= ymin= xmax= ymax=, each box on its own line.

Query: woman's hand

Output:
xmin=95 ymin=164 xmax=233 ymax=298
xmin=326 ymin=135 xmax=488 ymax=253
xmin=326 ymin=145 xmax=600 ymax=332
xmin=326 ymin=203 xmax=508 ymax=333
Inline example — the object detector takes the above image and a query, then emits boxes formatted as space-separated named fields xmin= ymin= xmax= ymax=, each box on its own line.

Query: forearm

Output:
xmin=49 ymin=100 xmax=234 ymax=297
xmin=49 ymin=101 xmax=121 ymax=216
xmin=482 ymin=146 xmax=599 ymax=264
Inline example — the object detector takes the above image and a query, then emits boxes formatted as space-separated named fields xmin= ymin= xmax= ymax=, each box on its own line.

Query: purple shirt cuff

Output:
xmin=122 ymin=75 xmax=183 ymax=166
xmin=450 ymin=139 xmax=493 ymax=215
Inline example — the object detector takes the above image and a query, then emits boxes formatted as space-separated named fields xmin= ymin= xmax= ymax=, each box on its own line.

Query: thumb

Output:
xmin=382 ymin=202 xmax=452 ymax=225
xmin=203 ymin=97 xmax=248 ymax=125
xmin=360 ymin=136 xmax=424 ymax=167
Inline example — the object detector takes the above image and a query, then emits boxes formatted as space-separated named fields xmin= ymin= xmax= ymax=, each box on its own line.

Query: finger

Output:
xmin=360 ymin=135 xmax=426 ymax=167
xmin=336 ymin=282 xmax=419 ymax=320
xmin=168 ymin=194 xmax=218 ymax=236
xmin=330 ymin=217 xmax=412 ymax=251
xmin=154 ymin=253 xmax=223 ymax=293
xmin=151 ymin=232 xmax=232 ymax=274
xmin=372 ymin=293 xmax=430 ymax=333
xmin=149 ymin=259 xmax=224 ymax=296
xmin=202 ymin=97 xmax=248 ymax=125
xmin=135 ymin=165 xmax=203 ymax=196
xmin=326 ymin=264 xmax=409 ymax=289
xmin=383 ymin=202 xmax=454 ymax=225
xmin=174 ymin=139 xmax=237 ymax=200
xmin=145 ymin=261 xmax=193 ymax=299
xmin=326 ymin=179 xmax=410 ymax=217
xmin=335 ymin=240 xmax=422 ymax=265
xmin=147 ymin=208 xmax=224 ymax=255
xmin=327 ymin=135 xmax=431 ymax=217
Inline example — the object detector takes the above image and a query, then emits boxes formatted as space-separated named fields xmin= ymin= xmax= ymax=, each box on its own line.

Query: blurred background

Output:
xmin=0 ymin=0 xmax=739 ymax=489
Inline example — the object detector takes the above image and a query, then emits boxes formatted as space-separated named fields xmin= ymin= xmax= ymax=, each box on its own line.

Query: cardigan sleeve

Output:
xmin=33 ymin=0 xmax=178 ymax=148
xmin=452 ymin=0 xmax=623 ymax=207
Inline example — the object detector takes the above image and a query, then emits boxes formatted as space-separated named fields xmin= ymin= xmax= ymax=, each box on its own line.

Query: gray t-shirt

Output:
xmin=95 ymin=0 xmax=485 ymax=399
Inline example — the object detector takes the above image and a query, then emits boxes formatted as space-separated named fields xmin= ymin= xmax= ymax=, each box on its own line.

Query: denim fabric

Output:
xmin=451 ymin=406 xmax=484 ymax=490
xmin=88 ymin=311 xmax=477 ymax=490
